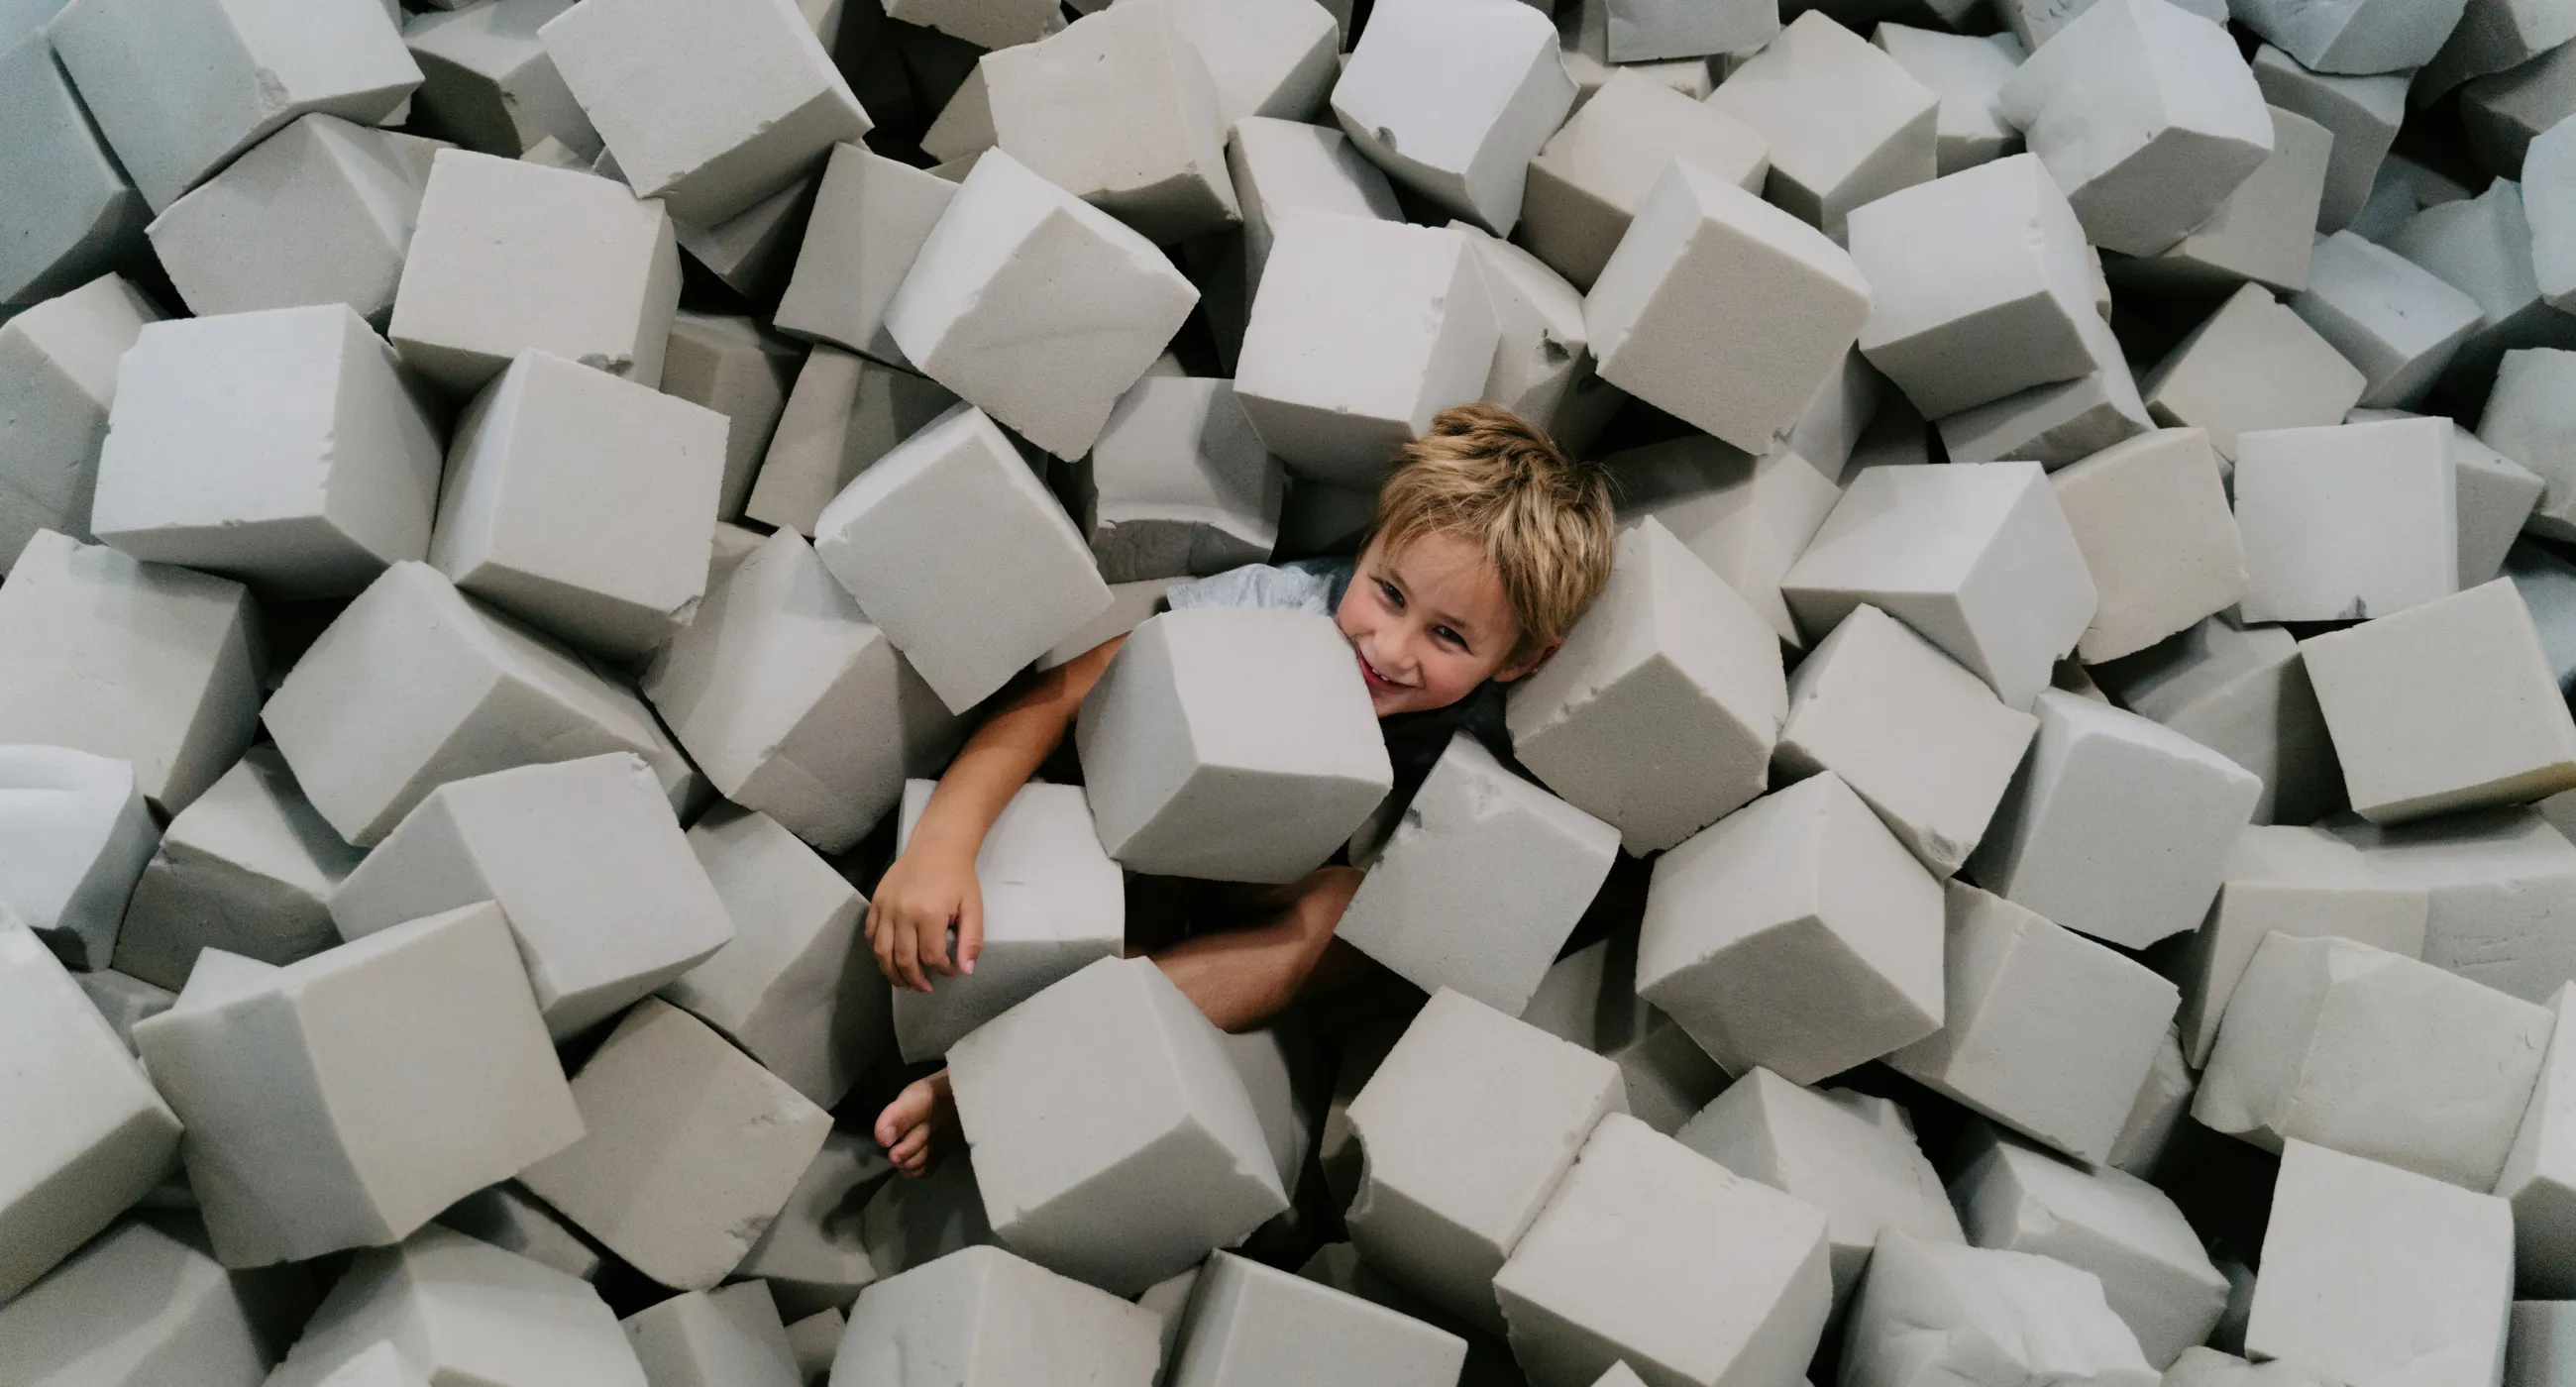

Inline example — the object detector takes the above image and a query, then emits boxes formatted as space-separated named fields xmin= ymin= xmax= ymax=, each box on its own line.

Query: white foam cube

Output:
xmin=1608 ymin=436 xmax=1838 ymax=646
xmin=402 ymin=0 xmax=597 ymax=160
xmin=623 ymin=1282 xmax=801 ymax=1387
xmin=2533 ymin=116 xmax=2576 ymax=311
xmin=857 ymin=1145 xmax=1000 ymax=1280
xmin=0 ymin=529 xmax=262 ymax=814
xmin=833 ymin=1245 xmax=1163 ymax=1387
xmin=2484 ymin=349 xmax=2576 ymax=541
xmin=133 ymin=902 xmax=583 ymax=1267
xmin=2334 ymin=806 xmax=2576 ymax=1004
xmin=1518 ymin=929 xmax=1730 ymax=1135
xmin=2250 ymin=46 xmax=2405 ymax=232
xmin=1593 ymin=0 xmax=1771 ymax=61
xmin=1874 ymin=24 xmax=2025 ymax=177
xmin=0 ymin=33 xmax=149 ymax=308
xmin=1226 ymin=116 xmax=1401 ymax=297
xmin=1782 ymin=463 xmax=2097 ymax=713
xmin=2088 ymin=615 xmax=2340 ymax=826
xmin=659 ymin=311 xmax=799 ymax=521
xmin=143 ymin=114 xmax=426 ymax=326
xmin=73 ymin=968 xmax=171 ymax=1054
xmin=2050 ymin=428 xmax=2247 ymax=663
xmin=2442 ymin=422 xmax=2546 ymax=587
xmin=1889 ymin=882 xmax=2181 ymax=1162
xmin=1705 ymin=11 xmax=1937 ymax=242
xmin=0 ymin=1217 xmax=281 ymax=1384
xmin=948 ymin=957 xmax=1289 ymax=1295
xmin=773 ymin=143 xmax=954 ymax=366
xmin=2234 ymin=0 xmax=2471 ymax=74
xmin=2245 ymin=1142 xmax=2514 ymax=1387
xmin=1329 ymin=0 xmax=1572 ymax=234
xmin=2104 ymin=1024 xmax=2196 ymax=1177
xmin=733 ymin=1130 xmax=887 ymax=1318
xmin=2290 ymin=231 xmax=2485 ymax=410
xmin=1521 ymin=69 xmax=1770 ymax=291
xmin=0 ymin=744 xmax=155 ymax=971
xmin=2139 ymin=284 xmax=2368 ymax=465
xmin=747 ymin=347 xmax=957 ymax=537
xmin=2236 ymin=416 xmax=2459 ymax=626
xmin=1168 ymin=1250 xmax=1467 ymax=1387
xmin=2499 ymin=983 xmax=2576 ymax=1298
xmin=2113 ymin=107 xmax=2332 ymax=296
xmin=1450 ymin=221 xmax=1624 ymax=449
xmin=1839 ymin=1231 xmax=2158 ymax=1387
xmin=0 ymin=271 xmax=158 ymax=564
xmin=784 ymin=1309 xmax=841 ymax=1383
xmin=436 ymin=1181 xmax=601 ymax=1283
xmin=1997 ymin=0 xmax=2275 ymax=257
xmin=1088 ymin=375 xmax=1284 ymax=584
xmin=1148 ymin=0 xmax=1339 ymax=131
xmin=388 ymin=149 xmax=680 ymax=394
xmin=1933 ymin=305 xmax=2155 ymax=471
xmin=2387 ymin=180 xmax=2576 ymax=391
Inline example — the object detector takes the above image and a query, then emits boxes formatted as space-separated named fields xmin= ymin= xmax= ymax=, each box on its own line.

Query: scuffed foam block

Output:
xmin=2303 ymin=578 xmax=2576 ymax=822
xmin=1582 ymin=160 xmax=1871 ymax=455
xmin=0 ymin=529 xmax=262 ymax=814
xmin=45 ymin=0 xmax=418 ymax=212
xmin=2086 ymin=615 xmax=2342 ymax=826
xmin=0 ymin=33 xmax=149 ymax=308
xmin=1337 ymin=731 xmax=1620 ymax=1015
xmin=1888 ymin=881 xmax=2181 ymax=1163
xmin=1087 ymin=375 xmax=1284 ymax=584
xmin=1782 ymin=462 xmax=2097 ymax=713
xmin=2500 ymin=983 xmax=2576 ymax=1298
xmin=262 ymin=1226 xmax=647 ymax=1387
xmin=1521 ymin=69 xmax=1769 ymax=291
xmin=2334 ymin=805 xmax=2576 ymax=1005
xmin=833 ymin=1245 xmax=1163 ymax=1387
xmin=1518 ymin=929 xmax=1729 ymax=1135
xmin=1493 ymin=1113 xmax=1833 ymax=1387
xmin=1997 ymin=0 xmax=2274 ymax=257
xmin=889 ymin=778 xmax=1123 ymax=1062
xmin=1873 ymin=24 xmax=2026 ymax=177
xmin=1607 ymin=436 xmax=1838 ymax=647
xmin=659 ymin=310 xmax=800 ymax=520
xmin=746 ymin=346 xmax=956 ymax=537
xmin=2244 ymin=1142 xmax=2513 ymax=1387
xmin=1674 ymin=1068 xmax=1963 ymax=1311
xmin=435 ymin=1181 xmax=602 ymax=1283
xmin=1328 ymin=0 xmax=1572 ymax=234
xmin=113 ymin=745 xmax=363 ymax=991
xmin=143 ymin=114 xmax=428 ymax=325
xmin=2196 ymin=931 xmax=2553 ymax=1189
xmin=536 ymin=0 xmax=865 ymax=227
xmin=946 ymin=957 xmax=1288 ymax=1296
xmin=1705 ymin=11 xmax=1936 ymax=242
xmin=1637 ymin=771 xmax=1945 ymax=1084
xmin=1950 ymin=1123 xmax=2226 ymax=1369
xmin=2143 ymin=284 xmax=2367 ymax=466
xmin=622 ymin=1282 xmax=802 ymax=1387
xmin=1345 ymin=988 xmax=1625 ymax=1333
xmin=1232 ymin=212 xmax=1497 ymax=489
xmin=1839 ymin=1231 xmax=2157 ymax=1387
xmin=1508 ymin=518 xmax=1786 ymax=854
xmin=1168 ymin=1250 xmax=1468 ymax=1387
xmin=387 ymin=150 xmax=680 ymax=395
xmin=2250 ymin=46 xmax=2406 ymax=232
xmin=0 ymin=1219 xmax=275 ymax=1384
xmin=520 ymin=999 xmax=831 ymax=1292
xmin=132 ymin=903 xmax=581 ymax=1268
xmin=2109 ymin=106 xmax=2331 ymax=296
xmin=773 ymin=143 xmax=954 ymax=366
xmin=983 ymin=1 xmax=1237 ymax=245
xmin=0 ymin=744 xmax=155 ymax=970
xmin=1452 ymin=222 xmax=1625 ymax=452
xmin=2386 ymin=181 xmax=2576 ymax=392
xmin=1227 ymin=116 xmax=1402 ymax=296
xmin=813 ymin=402 xmax=1112 ymax=712
xmin=402 ymin=0 xmax=599 ymax=160
xmin=1153 ymin=0 xmax=1337 ymax=131
xmin=2290 ymin=233 xmax=2483 ymax=411
xmin=2049 ymin=428 xmax=2247 ymax=663
xmin=2104 ymin=1023 xmax=2195 ymax=1179
xmin=735 ymin=1131 xmax=888 ymax=1319
xmin=663 ymin=803 xmax=887 ymax=1109
xmin=1076 ymin=607 xmax=1391 ymax=883
xmin=2482 ymin=349 xmax=2576 ymax=542
xmin=2233 ymin=0 xmax=2470 ymax=75
xmin=0 ymin=923 xmax=180 ymax=1301
xmin=0 ymin=271 xmax=158 ymax=565
xmin=2171 ymin=823 xmax=2428 ymax=1067
xmin=1775 ymin=603 xmax=2038 ymax=877
xmin=884 ymin=150 xmax=1197 ymax=460
xmin=1846 ymin=155 xmax=2095 ymax=420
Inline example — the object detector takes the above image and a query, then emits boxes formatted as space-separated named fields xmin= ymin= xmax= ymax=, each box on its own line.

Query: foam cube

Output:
xmin=1933 ymin=305 xmax=2154 ymax=471
xmin=834 ymin=1246 xmax=1164 ymax=1387
xmin=2139 ymin=285 xmax=2367 ymax=465
xmin=1344 ymin=988 xmax=1626 ymax=1331
xmin=264 ymin=562 xmax=696 ymax=845
xmin=1584 ymin=155 xmax=1872 ymax=455
xmin=435 ymin=1181 xmax=601 ymax=1283
xmin=2289 ymin=231 xmax=2485 ymax=410
xmin=90 ymin=304 xmax=443 ymax=598
xmin=2386 ymin=180 xmax=2576 ymax=391
xmin=622 ymin=1282 xmax=800 ymax=1387
xmin=133 ymin=903 xmax=582 ymax=1267
xmin=2049 ymin=428 xmax=2247 ymax=662
xmin=947 ymin=957 xmax=1288 ymax=1295
xmin=1450 ymin=222 xmax=1625 ymax=449
xmin=2088 ymin=614 xmax=2341 ymax=825
xmin=1607 ymin=435 xmax=1838 ymax=646
xmin=0 ymin=529 xmax=262 ymax=814
xmin=1637 ymin=771 xmax=1946 ymax=1083
xmin=1226 ymin=116 xmax=1402 ymax=295
xmin=1521 ymin=69 xmax=1770 ymax=291
xmin=773 ymin=143 xmax=954 ymax=366
xmin=888 ymin=778 xmax=1124 ymax=1062
xmin=1782 ymin=463 xmax=2097 ymax=712
xmin=2234 ymin=0 xmax=2471 ymax=74
xmin=1168 ymin=1251 xmax=1468 ymax=1387
xmin=1873 ymin=24 xmax=2026 ymax=177
xmin=0 ymin=744 xmax=156 ymax=971
xmin=2237 ymin=419 xmax=2457 ymax=624
xmin=1152 ymin=0 xmax=1338 ymax=130
xmin=1518 ymin=929 xmax=1729 ymax=1134
xmin=659 ymin=311 xmax=799 ymax=520
xmin=45 ymin=0 xmax=418 ymax=212
xmin=402 ymin=0 xmax=598 ymax=159
xmin=885 ymin=150 xmax=1198 ymax=460
xmin=2111 ymin=107 xmax=2332 ymax=295
xmin=2250 ymin=45 xmax=2406 ymax=232
xmin=857 ymin=1146 xmax=999 ymax=1280
xmin=2245 ymin=1142 xmax=2514 ymax=1387
xmin=1088 ymin=375 xmax=1285 ymax=584
xmin=1592 ymin=0 xmax=1771 ymax=61
xmin=746 ymin=347 xmax=956 ymax=536
xmin=2363 ymin=410 xmax=2548 ymax=588
xmin=1493 ymin=1113 xmax=1833 ymax=1387
xmin=1674 ymin=1068 xmax=1963 ymax=1309
xmin=734 ymin=1131 xmax=887 ymax=1318
xmin=1328 ymin=0 xmax=1572 ymax=234
xmin=2334 ymin=806 xmax=2576 ymax=1004
xmin=143 ymin=114 xmax=426 ymax=325
xmin=0 ymin=32 xmax=148 ymax=308
xmin=0 ymin=271 xmax=157 ymax=564
xmin=112 ymin=746 xmax=364 ymax=992
xmin=1889 ymin=882 xmax=2181 ymax=1162
xmin=1839 ymin=1232 xmax=2158 ymax=1387
xmin=1997 ymin=0 xmax=2275 ymax=257
xmin=2104 ymin=1023 xmax=2196 ymax=1178
xmin=2534 ymin=115 xmax=2576 ymax=310
xmin=1704 ymin=11 xmax=1937 ymax=242
xmin=2484 ymin=349 xmax=2576 ymax=541
xmin=8 ymin=1219 xmax=288 ymax=1383
xmin=74 ymin=968 xmax=171 ymax=1054
xmin=2499 ymin=984 xmax=2576 ymax=1298
xmin=2199 ymin=931 xmax=2554 ymax=1189
xmin=784 ymin=1309 xmax=841 ymax=1383
xmin=1972 ymin=689 xmax=2259 ymax=948
xmin=388 ymin=149 xmax=680 ymax=394
xmin=643 ymin=530 xmax=963 ymax=854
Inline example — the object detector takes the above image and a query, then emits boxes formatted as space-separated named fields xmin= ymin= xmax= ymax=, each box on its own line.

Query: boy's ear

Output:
xmin=1494 ymin=641 xmax=1561 ymax=685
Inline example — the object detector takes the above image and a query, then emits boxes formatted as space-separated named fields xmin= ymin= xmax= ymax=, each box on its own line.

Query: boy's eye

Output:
xmin=1377 ymin=579 xmax=1403 ymax=608
xmin=1434 ymin=625 xmax=1467 ymax=652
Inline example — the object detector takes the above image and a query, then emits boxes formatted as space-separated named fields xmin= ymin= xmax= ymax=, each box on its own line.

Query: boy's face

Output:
xmin=1337 ymin=530 xmax=1553 ymax=717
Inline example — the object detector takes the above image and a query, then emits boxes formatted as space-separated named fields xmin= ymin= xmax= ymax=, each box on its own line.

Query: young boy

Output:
xmin=867 ymin=403 xmax=1617 ymax=1175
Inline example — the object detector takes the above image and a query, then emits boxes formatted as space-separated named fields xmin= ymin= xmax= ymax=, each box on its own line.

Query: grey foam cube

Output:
xmin=1225 ymin=115 xmax=1401 ymax=295
xmin=659 ymin=310 xmax=801 ymax=521
xmin=1328 ymin=0 xmax=1572 ymax=234
xmin=2288 ymin=231 xmax=2484 ymax=410
xmin=746 ymin=346 xmax=957 ymax=537
xmin=734 ymin=1130 xmax=888 ymax=1319
xmin=773 ymin=143 xmax=955 ymax=366
xmin=1152 ymin=0 xmax=1337 ymax=130
xmin=436 ymin=1181 xmax=602 ymax=1283
xmin=1706 ymin=10 xmax=1938 ymax=243
xmin=0 ymin=744 xmax=156 ymax=971
xmin=2110 ymin=106 xmax=2332 ymax=296
xmin=2088 ymin=614 xmax=2342 ymax=826
xmin=2233 ymin=0 xmax=2469 ymax=74
xmin=143 ymin=114 xmax=428 ymax=326
xmin=402 ymin=0 xmax=598 ymax=160
xmin=622 ymin=1282 xmax=802 ymax=1387
xmin=0 ymin=1219 xmax=276 ymax=1385
xmin=0 ymin=33 xmax=149 ymax=308
xmin=1518 ymin=929 xmax=1729 ymax=1135
xmin=2139 ymin=284 xmax=2366 ymax=465
xmin=1872 ymin=24 xmax=2026 ymax=178
xmin=2049 ymin=428 xmax=2247 ymax=663
xmin=1520 ymin=68 xmax=1770 ymax=291
xmin=832 ymin=1245 xmax=1164 ymax=1387
xmin=1451 ymin=221 xmax=1626 ymax=453
xmin=947 ymin=956 xmax=1289 ymax=1296
xmin=1170 ymin=1250 xmax=1468 ymax=1387
xmin=1606 ymin=435 xmax=1839 ymax=647
xmin=0 ymin=271 xmax=159 ymax=565
xmin=1839 ymin=1231 xmax=2157 ymax=1387
xmin=2250 ymin=45 xmax=2406 ymax=232
xmin=857 ymin=1145 xmax=999 ymax=1280
xmin=2500 ymin=985 xmax=2576 ymax=1298
xmin=2481 ymin=348 xmax=2576 ymax=541
xmin=2387 ymin=180 xmax=2576 ymax=393
xmin=72 ymin=967 xmax=171 ymax=1054
xmin=1088 ymin=374 xmax=1285 ymax=585
xmin=1932 ymin=304 xmax=2153 ymax=471
xmin=2332 ymin=805 xmax=2576 ymax=1005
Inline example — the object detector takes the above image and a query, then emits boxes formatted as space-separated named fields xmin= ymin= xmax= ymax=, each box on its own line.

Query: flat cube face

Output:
xmin=2176 ymin=825 xmax=2427 ymax=1065
xmin=772 ymin=146 xmax=956 ymax=364
xmin=0 ymin=34 xmax=148 ymax=308
xmin=2235 ymin=418 xmax=2458 ymax=623
xmin=1522 ymin=71 xmax=1769 ymax=288
xmin=0 ymin=273 xmax=160 ymax=559
xmin=1089 ymin=376 xmax=1284 ymax=584
xmin=1329 ymin=0 xmax=1570 ymax=232
xmin=1172 ymin=1252 xmax=1469 ymax=1387
xmin=1704 ymin=11 xmax=1938 ymax=238
xmin=0 ymin=743 xmax=155 ymax=967
xmin=2144 ymin=287 xmax=2367 ymax=463
xmin=983 ymin=3 xmax=1235 ymax=244
xmin=840 ymin=1247 xmax=1164 ymax=1387
xmin=147 ymin=115 xmax=423 ymax=323
xmin=2049 ymin=428 xmax=2247 ymax=663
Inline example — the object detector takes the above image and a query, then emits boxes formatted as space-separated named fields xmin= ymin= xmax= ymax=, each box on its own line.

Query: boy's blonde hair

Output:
xmin=1373 ymin=403 xmax=1615 ymax=658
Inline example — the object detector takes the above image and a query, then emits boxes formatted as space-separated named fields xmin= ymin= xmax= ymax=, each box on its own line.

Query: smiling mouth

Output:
xmin=1355 ymin=648 xmax=1407 ymax=694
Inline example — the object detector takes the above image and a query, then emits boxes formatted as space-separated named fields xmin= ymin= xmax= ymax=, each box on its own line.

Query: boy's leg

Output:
xmin=1146 ymin=866 xmax=1365 ymax=1033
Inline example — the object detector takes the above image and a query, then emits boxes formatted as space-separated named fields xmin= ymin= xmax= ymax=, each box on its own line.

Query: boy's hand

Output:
xmin=866 ymin=847 xmax=984 ymax=993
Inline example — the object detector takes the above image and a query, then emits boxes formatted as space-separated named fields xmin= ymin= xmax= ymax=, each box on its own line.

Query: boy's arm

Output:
xmin=869 ymin=633 xmax=1127 ymax=992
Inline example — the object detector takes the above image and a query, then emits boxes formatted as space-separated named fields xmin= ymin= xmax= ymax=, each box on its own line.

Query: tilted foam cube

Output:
xmin=1328 ymin=0 xmax=1572 ymax=234
xmin=2110 ymin=106 xmax=2332 ymax=296
xmin=1997 ymin=0 xmax=2275 ymax=257
xmin=1638 ymin=772 xmax=1944 ymax=1083
xmin=1508 ymin=518 xmax=1787 ymax=854
xmin=144 ymin=114 xmax=428 ymax=327
xmin=2196 ymin=932 xmax=2553 ymax=1189
xmin=773 ymin=143 xmax=955 ymax=367
xmin=1782 ymin=463 xmax=2097 ymax=712
xmin=1888 ymin=882 xmax=2181 ymax=1162
xmin=45 ymin=0 xmax=418 ymax=212
xmin=2250 ymin=46 xmax=2404 ymax=232
xmin=784 ymin=1310 xmax=841 ymax=1382
xmin=745 ymin=347 xmax=956 ymax=536
xmin=402 ymin=0 xmax=598 ymax=160
xmin=2049 ymin=428 xmax=2247 ymax=662
xmin=0 ymin=529 xmax=262 ymax=814
xmin=1152 ymin=0 xmax=1338 ymax=131
xmin=881 ymin=0 xmax=1061 ymax=50
xmin=0 ymin=744 xmax=155 ymax=971
xmin=1518 ymin=928 xmax=1729 ymax=1135
xmin=948 ymin=957 xmax=1289 ymax=1295
xmin=537 ymin=0 xmax=866 ymax=227
xmin=734 ymin=1131 xmax=886 ymax=1319
xmin=0 ymin=1218 xmax=281 ymax=1384
xmin=0 ymin=924 xmax=180 ymax=1302
xmin=1596 ymin=0 xmax=1772 ymax=61
xmin=73 ymin=968 xmax=172 ymax=1055
xmin=2387 ymin=181 xmax=2576 ymax=392
xmin=885 ymin=151 xmax=1197 ymax=460
xmin=2288 ymin=232 xmax=2483 ymax=411
xmin=1451 ymin=222 xmax=1626 ymax=452
xmin=1674 ymin=1068 xmax=1963 ymax=1310
xmin=1705 ymin=11 xmax=1938 ymax=243
xmin=1076 ymin=606 xmax=1391 ymax=883
xmin=133 ymin=903 xmax=583 ymax=1268
xmin=2245 ymin=1142 xmax=2513 ymax=1387
xmin=2424 ymin=420 xmax=2545 ymax=587
xmin=2481 ymin=349 xmax=2576 ymax=541
xmin=2103 ymin=1024 xmax=2196 ymax=1179
xmin=889 ymin=778 xmax=1124 ymax=1063
xmin=1494 ymin=1113 xmax=1833 ymax=1387
xmin=388 ymin=150 xmax=680 ymax=394
xmin=0 ymin=33 xmax=148 ymax=308
xmin=2234 ymin=0 xmax=2471 ymax=74
xmin=2334 ymin=806 xmax=2576 ymax=1004
xmin=2533 ymin=115 xmax=2576 ymax=311
xmin=1933 ymin=305 xmax=2153 ymax=471
xmin=1521 ymin=69 xmax=1769 ymax=291
xmin=436 ymin=1181 xmax=601 ymax=1283
xmin=668 ymin=169 xmax=817 ymax=297
xmin=1226 ymin=116 xmax=1402 ymax=294
xmin=622 ymin=1282 xmax=801 ymax=1387
xmin=2500 ymin=984 xmax=2576 ymax=1298
xmin=1168 ymin=1250 xmax=1468 ymax=1387
xmin=0 ymin=271 xmax=158 ymax=564
xmin=2088 ymin=614 xmax=2341 ymax=826
xmin=1608 ymin=435 xmax=1838 ymax=647
xmin=834 ymin=1246 xmax=1164 ymax=1387
xmin=1839 ymin=1232 xmax=2157 ymax=1387
xmin=857 ymin=1144 xmax=1000 ymax=1280
xmin=2140 ymin=285 xmax=2367 ymax=465
xmin=1873 ymin=24 xmax=2026 ymax=178
xmin=658 ymin=310 xmax=799 ymax=521
xmin=90 ymin=304 xmax=443 ymax=598
xmin=1583 ymin=160 xmax=1871 ymax=455
xmin=1088 ymin=375 xmax=1285 ymax=584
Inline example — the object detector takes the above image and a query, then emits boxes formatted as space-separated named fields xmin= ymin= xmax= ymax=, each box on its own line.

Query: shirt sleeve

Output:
xmin=1163 ymin=558 xmax=1353 ymax=617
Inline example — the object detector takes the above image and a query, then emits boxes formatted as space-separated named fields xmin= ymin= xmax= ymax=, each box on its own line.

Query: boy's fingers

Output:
xmin=919 ymin=910 xmax=953 ymax=977
xmin=900 ymin=922 xmax=937 ymax=993
xmin=957 ymin=897 xmax=984 ymax=976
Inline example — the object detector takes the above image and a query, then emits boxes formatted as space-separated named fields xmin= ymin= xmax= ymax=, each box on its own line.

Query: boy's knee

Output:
xmin=1290 ymin=866 xmax=1363 ymax=934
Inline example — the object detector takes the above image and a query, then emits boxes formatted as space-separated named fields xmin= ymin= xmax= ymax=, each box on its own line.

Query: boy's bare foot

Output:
xmin=875 ymin=1069 xmax=959 ymax=1177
